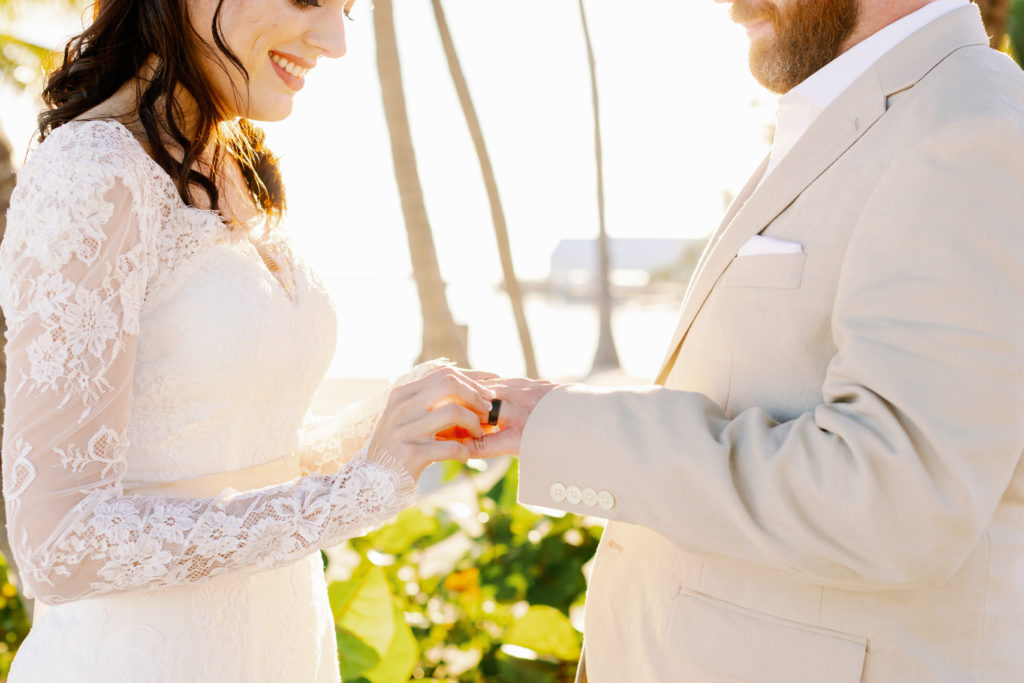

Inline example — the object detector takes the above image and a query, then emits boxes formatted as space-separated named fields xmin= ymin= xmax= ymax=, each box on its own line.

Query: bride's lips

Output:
xmin=269 ymin=50 xmax=315 ymax=92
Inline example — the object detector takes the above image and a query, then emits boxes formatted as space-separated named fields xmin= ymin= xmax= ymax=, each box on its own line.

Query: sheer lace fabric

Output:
xmin=0 ymin=121 xmax=416 ymax=680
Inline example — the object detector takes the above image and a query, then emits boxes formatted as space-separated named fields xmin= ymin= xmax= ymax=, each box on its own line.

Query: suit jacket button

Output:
xmin=566 ymin=485 xmax=583 ymax=504
xmin=598 ymin=491 xmax=616 ymax=510
xmin=582 ymin=488 xmax=597 ymax=507
xmin=550 ymin=483 xmax=567 ymax=503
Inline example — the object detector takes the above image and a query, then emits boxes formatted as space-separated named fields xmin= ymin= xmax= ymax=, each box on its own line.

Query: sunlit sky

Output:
xmin=2 ymin=0 xmax=775 ymax=283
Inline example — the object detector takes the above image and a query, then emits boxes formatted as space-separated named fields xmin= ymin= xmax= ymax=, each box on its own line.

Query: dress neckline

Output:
xmin=62 ymin=119 xmax=300 ymax=304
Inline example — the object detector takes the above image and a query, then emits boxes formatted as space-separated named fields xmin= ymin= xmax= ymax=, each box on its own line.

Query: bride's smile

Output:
xmin=188 ymin=0 xmax=354 ymax=122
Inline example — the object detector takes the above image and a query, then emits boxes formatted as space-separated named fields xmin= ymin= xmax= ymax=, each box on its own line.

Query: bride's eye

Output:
xmin=291 ymin=0 xmax=322 ymax=8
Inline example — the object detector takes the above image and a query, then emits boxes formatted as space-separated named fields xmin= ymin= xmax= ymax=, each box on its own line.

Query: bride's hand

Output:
xmin=368 ymin=366 xmax=496 ymax=481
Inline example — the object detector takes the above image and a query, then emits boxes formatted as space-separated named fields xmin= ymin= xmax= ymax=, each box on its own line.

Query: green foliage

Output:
xmin=0 ymin=461 xmax=599 ymax=681
xmin=0 ymin=32 xmax=50 ymax=89
xmin=0 ymin=0 xmax=85 ymax=88
xmin=0 ymin=553 xmax=30 ymax=680
xmin=504 ymin=606 xmax=581 ymax=663
xmin=332 ymin=460 xmax=601 ymax=682
xmin=1009 ymin=0 xmax=1024 ymax=66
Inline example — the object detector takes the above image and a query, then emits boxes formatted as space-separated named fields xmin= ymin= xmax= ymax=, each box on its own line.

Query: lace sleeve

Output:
xmin=297 ymin=395 xmax=389 ymax=476
xmin=0 ymin=138 xmax=414 ymax=606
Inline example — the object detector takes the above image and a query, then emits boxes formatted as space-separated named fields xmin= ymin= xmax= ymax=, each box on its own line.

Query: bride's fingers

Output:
xmin=415 ymin=402 xmax=486 ymax=440
xmin=459 ymin=369 xmax=501 ymax=381
xmin=385 ymin=370 xmax=485 ymax=423
xmin=392 ymin=367 xmax=494 ymax=411
xmin=413 ymin=372 xmax=494 ymax=416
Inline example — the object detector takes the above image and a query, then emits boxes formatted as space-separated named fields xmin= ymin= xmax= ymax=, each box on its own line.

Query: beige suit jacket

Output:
xmin=518 ymin=6 xmax=1024 ymax=681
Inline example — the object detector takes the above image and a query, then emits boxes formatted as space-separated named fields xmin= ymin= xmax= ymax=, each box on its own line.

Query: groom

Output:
xmin=478 ymin=0 xmax=1024 ymax=680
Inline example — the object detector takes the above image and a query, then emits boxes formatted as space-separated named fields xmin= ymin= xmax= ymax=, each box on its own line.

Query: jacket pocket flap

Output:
xmin=671 ymin=587 xmax=866 ymax=682
xmin=719 ymin=252 xmax=806 ymax=289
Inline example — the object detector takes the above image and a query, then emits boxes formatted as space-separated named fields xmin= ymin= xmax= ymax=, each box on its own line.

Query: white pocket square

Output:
xmin=737 ymin=235 xmax=804 ymax=257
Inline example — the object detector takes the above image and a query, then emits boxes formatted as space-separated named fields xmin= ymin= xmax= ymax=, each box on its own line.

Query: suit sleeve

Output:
xmin=518 ymin=115 xmax=1024 ymax=591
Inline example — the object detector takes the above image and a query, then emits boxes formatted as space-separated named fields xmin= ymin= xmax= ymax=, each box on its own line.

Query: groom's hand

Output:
xmin=470 ymin=377 xmax=560 ymax=459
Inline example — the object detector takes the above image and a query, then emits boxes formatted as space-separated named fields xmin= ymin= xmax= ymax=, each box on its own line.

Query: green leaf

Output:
xmin=505 ymin=605 xmax=582 ymax=662
xmin=369 ymin=507 xmax=440 ymax=555
xmin=485 ymin=458 xmax=520 ymax=509
xmin=336 ymin=627 xmax=381 ymax=680
xmin=495 ymin=649 xmax=561 ymax=683
xmin=328 ymin=562 xmax=396 ymax=656
xmin=439 ymin=459 xmax=465 ymax=482
xmin=363 ymin=605 xmax=419 ymax=683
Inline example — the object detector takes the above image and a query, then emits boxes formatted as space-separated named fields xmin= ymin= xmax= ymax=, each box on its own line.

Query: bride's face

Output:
xmin=187 ymin=0 xmax=354 ymax=121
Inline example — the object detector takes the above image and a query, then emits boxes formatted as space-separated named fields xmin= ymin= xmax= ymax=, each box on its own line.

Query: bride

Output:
xmin=0 ymin=0 xmax=497 ymax=679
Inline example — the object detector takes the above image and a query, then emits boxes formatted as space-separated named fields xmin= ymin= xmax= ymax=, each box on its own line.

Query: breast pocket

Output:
xmin=718 ymin=253 xmax=807 ymax=289
xmin=669 ymin=587 xmax=867 ymax=683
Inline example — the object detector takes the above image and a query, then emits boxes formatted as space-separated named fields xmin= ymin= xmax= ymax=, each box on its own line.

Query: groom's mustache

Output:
xmin=730 ymin=0 xmax=779 ymax=26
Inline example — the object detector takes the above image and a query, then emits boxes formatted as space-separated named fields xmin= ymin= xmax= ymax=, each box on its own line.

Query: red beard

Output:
xmin=731 ymin=0 xmax=860 ymax=93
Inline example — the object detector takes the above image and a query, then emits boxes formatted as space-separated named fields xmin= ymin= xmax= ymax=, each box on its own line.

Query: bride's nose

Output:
xmin=307 ymin=11 xmax=347 ymax=59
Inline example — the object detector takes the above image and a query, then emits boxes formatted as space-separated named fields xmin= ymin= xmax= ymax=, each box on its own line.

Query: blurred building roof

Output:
xmin=550 ymin=238 xmax=702 ymax=278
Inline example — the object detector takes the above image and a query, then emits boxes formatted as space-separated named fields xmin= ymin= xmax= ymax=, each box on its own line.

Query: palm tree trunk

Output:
xmin=428 ymin=0 xmax=538 ymax=378
xmin=975 ymin=0 xmax=1011 ymax=47
xmin=373 ymin=0 xmax=467 ymax=366
xmin=578 ymin=0 xmax=620 ymax=373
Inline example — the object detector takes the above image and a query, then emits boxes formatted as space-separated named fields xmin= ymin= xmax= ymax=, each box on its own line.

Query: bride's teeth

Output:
xmin=272 ymin=54 xmax=309 ymax=79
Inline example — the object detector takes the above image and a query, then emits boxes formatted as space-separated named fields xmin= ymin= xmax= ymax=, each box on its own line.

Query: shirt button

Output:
xmin=566 ymin=485 xmax=583 ymax=505
xmin=598 ymin=491 xmax=616 ymax=510
xmin=582 ymin=488 xmax=597 ymax=507
xmin=550 ymin=483 xmax=567 ymax=503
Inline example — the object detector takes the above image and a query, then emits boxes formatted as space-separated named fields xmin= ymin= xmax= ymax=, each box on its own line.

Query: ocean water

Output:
xmin=322 ymin=277 xmax=683 ymax=382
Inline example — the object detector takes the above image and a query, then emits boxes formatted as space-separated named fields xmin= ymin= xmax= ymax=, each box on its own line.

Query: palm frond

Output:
xmin=0 ymin=32 xmax=53 ymax=89
xmin=0 ymin=32 xmax=50 ymax=60
xmin=0 ymin=0 xmax=82 ymax=19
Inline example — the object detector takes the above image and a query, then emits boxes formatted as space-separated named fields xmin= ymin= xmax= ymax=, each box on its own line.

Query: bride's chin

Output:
xmin=245 ymin=99 xmax=296 ymax=124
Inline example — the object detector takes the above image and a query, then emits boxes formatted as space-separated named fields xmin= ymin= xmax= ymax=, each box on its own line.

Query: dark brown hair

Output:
xmin=38 ymin=0 xmax=286 ymax=221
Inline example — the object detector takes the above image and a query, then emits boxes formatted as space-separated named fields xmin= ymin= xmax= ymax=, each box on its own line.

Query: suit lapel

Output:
xmin=656 ymin=155 xmax=769 ymax=378
xmin=655 ymin=75 xmax=887 ymax=385
xmin=654 ymin=5 xmax=990 ymax=386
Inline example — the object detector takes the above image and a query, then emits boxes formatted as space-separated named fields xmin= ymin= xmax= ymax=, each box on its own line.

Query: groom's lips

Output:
xmin=742 ymin=19 xmax=773 ymax=40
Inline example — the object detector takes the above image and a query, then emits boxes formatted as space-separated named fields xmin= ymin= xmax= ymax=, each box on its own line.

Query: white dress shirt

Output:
xmin=765 ymin=0 xmax=970 ymax=176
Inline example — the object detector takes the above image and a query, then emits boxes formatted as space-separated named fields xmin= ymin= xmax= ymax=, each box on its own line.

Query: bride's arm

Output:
xmin=1 ymin=150 xmax=489 ymax=606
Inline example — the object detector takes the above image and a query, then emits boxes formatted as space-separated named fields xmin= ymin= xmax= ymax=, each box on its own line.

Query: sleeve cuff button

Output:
xmin=550 ymin=483 xmax=567 ymax=502
xmin=566 ymin=485 xmax=583 ymax=504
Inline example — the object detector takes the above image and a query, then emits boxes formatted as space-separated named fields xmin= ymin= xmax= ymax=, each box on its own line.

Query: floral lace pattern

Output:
xmin=0 ymin=120 xmax=415 ymax=611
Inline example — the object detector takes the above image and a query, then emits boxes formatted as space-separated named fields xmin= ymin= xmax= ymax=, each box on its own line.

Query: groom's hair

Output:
xmin=38 ymin=0 xmax=287 ymax=223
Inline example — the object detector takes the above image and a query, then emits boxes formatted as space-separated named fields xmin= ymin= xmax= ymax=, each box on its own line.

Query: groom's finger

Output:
xmin=470 ymin=428 xmax=521 ymax=459
xmin=426 ymin=439 xmax=474 ymax=464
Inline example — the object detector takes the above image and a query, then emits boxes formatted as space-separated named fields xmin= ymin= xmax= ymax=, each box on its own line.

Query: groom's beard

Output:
xmin=732 ymin=0 xmax=861 ymax=94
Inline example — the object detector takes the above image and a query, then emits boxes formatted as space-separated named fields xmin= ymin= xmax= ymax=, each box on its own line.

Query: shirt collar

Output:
xmin=790 ymin=0 xmax=970 ymax=111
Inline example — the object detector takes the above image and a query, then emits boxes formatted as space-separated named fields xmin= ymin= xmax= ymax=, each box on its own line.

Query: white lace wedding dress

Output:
xmin=0 ymin=120 xmax=417 ymax=681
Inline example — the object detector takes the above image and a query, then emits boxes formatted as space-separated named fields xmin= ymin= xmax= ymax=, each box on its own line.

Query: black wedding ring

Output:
xmin=487 ymin=399 xmax=502 ymax=426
